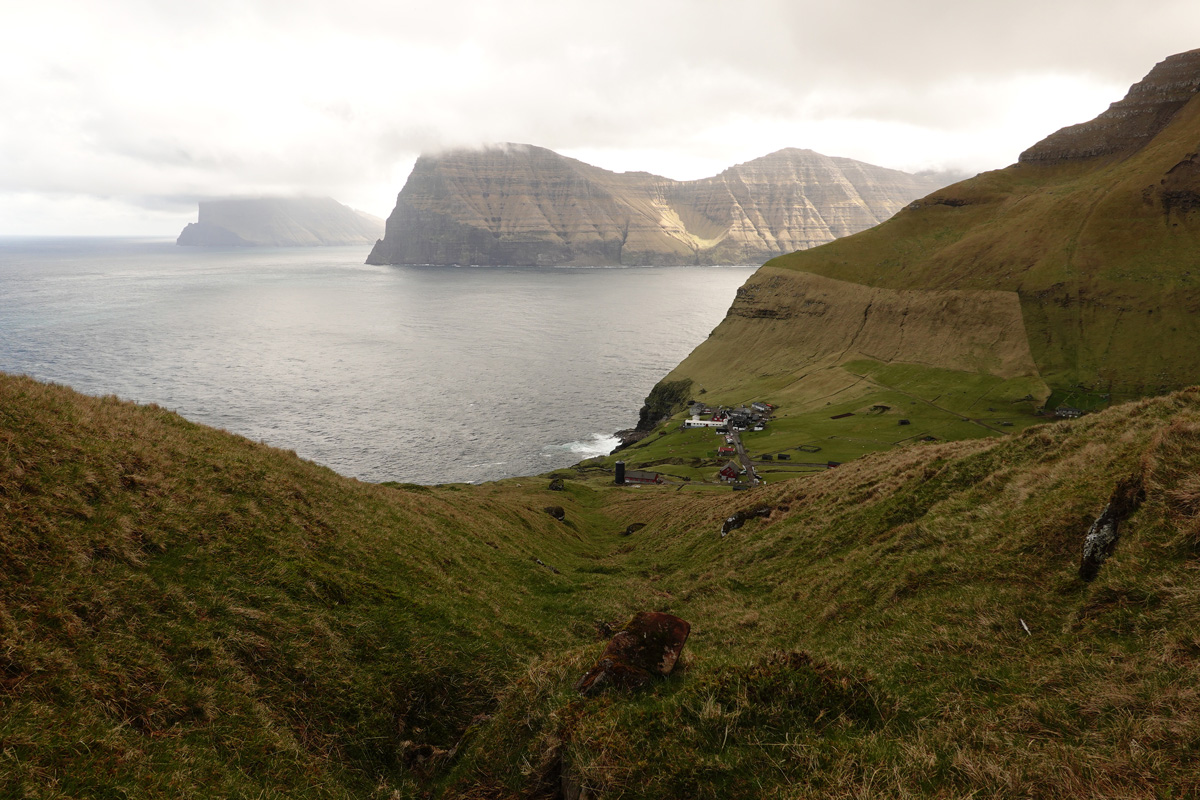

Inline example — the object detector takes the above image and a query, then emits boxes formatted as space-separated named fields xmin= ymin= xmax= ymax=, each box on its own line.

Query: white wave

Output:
xmin=544 ymin=432 xmax=620 ymax=459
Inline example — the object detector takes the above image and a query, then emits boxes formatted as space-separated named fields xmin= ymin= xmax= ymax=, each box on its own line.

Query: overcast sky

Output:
xmin=2 ymin=0 xmax=1198 ymax=235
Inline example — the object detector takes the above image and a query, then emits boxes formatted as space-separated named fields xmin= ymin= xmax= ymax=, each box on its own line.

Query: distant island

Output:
xmin=366 ymin=145 xmax=948 ymax=266
xmin=177 ymin=197 xmax=384 ymax=247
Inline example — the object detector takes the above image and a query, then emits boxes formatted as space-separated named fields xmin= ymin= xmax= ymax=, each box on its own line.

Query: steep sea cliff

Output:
xmin=367 ymin=145 xmax=945 ymax=266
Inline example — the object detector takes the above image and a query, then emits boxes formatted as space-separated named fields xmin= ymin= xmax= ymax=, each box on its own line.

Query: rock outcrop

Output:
xmin=1021 ymin=49 xmax=1200 ymax=163
xmin=177 ymin=197 xmax=384 ymax=247
xmin=1080 ymin=474 xmax=1146 ymax=581
xmin=721 ymin=504 xmax=773 ymax=537
xmin=366 ymin=145 xmax=946 ymax=266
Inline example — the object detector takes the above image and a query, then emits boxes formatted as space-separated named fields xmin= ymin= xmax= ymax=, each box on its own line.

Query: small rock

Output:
xmin=1080 ymin=473 xmax=1145 ymax=581
xmin=548 ymin=478 xmax=565 ymax=491
xmin=544 ymin=506 xmax=565 ymax=521
xmin=400 ymin=740 xmax=451 ymax=775
xmin=721 ymin=504 xmax=771 ymax=537
xmin=534 ymin=557 xmax=561 ymax=575
xmin=620 ymin=523 xmax=646 ymax=536
xmin=575 ymin=612 xmax=691 ymax=696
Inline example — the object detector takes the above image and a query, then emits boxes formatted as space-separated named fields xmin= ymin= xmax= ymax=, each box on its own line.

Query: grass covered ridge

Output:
xmin=3 ymin=373 xmax=1200 ymax=797
xmin=762 ymin=94 xmax=1200 ymax=396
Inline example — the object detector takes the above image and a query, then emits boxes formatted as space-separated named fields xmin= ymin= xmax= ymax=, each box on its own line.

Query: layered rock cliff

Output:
xmin=177 ymin=197 xmax=384 ymax=247
xmin=365 ymin=146 xmax=946 ymax=266
xmin=1020 ymin=48 xmax=1200 ymax=163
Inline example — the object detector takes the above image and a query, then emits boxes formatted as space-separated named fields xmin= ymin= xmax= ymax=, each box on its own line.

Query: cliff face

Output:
xmin=177 ymin=197 xmax=384 ymax=247
xmin=365 ymin=146 xmax=945 ymax=266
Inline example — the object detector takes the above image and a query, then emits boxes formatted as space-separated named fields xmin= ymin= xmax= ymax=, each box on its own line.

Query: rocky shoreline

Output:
xmin=610 ymin=428 xmax=650 ymax=453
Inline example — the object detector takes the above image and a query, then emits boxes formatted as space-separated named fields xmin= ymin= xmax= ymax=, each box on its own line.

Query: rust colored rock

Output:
xmin=574 ymin=612 xmax=690 ymax=696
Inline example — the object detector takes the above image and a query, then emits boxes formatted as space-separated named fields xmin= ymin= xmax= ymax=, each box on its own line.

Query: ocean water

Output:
xmin=0 ymin=237 xmax=756 ymax=484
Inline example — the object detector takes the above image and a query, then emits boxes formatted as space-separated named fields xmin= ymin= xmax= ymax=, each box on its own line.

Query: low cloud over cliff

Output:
xmin=4 ymin=0 xmax=1200 ymax=233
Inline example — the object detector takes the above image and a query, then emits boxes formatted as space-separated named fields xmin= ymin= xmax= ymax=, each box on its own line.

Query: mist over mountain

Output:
xmin=177 ymin=197 xmax=384 ymax=247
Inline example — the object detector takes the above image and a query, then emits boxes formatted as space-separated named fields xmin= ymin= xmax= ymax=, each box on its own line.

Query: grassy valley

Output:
xmin=4 ymin=372 xmax=1200 ymax=797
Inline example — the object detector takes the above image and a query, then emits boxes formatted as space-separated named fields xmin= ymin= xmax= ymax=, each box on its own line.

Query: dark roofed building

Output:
xmin=624 ymin=470 xmax=666 ymax=485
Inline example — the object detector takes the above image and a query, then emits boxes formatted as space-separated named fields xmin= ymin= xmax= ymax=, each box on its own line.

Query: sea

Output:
xmin=0 ymin=237 xmax=756 ymax=484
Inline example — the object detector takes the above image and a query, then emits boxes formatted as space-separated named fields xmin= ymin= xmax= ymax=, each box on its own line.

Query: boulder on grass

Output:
xmin=544 ymin=506 xmax=565 ymax=521
xmin=574 ymin=611 xmax=690 ymax=696
xmin=721 ymin=504 xmax=771 ymax=537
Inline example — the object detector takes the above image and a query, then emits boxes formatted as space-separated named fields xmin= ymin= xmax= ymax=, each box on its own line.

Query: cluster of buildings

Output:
xmin=682 ymin=401 xmax=776 ymax=486
xmin=681 ymin=401 xmax=773 ymax=433
xmin=613 ymin=400 xmax=780 ymax=488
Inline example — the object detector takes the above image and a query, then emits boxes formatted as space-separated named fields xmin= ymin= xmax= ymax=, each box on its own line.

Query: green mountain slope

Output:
xmin=650 ymin=49 xmax=1200 ymax=441
xmin=4 ymin=373 xmax=1200 ymax=797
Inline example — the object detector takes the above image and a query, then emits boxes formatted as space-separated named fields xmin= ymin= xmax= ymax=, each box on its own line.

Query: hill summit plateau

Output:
xmin=366 ymin=145 xmax=946 ymax=266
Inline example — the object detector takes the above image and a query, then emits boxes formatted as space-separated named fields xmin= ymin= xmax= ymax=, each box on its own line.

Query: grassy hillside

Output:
xmin=0 ymin=375 xmax=630 ymax=798
xmin=762 ymin=91 xmax=1200 ymax=397
xmin=3 ymin=372 xmax=1199 ymax=797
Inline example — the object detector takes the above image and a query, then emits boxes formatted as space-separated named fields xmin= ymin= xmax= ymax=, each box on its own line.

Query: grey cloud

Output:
xmin=4 ymin=0 xmax=1200 ymax=233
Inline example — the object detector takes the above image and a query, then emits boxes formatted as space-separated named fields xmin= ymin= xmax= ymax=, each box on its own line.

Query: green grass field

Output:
xmin=611 ymin=359 xmax=1050 ymax=479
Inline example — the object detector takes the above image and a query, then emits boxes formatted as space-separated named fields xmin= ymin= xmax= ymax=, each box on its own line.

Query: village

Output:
xmin=614 ymin=400 xmax=799 ymax=489
xmin=597 ymin=367 xmax=1108 ymax=491
xmin=605 ymin=389 xmax=1093 ymax=490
